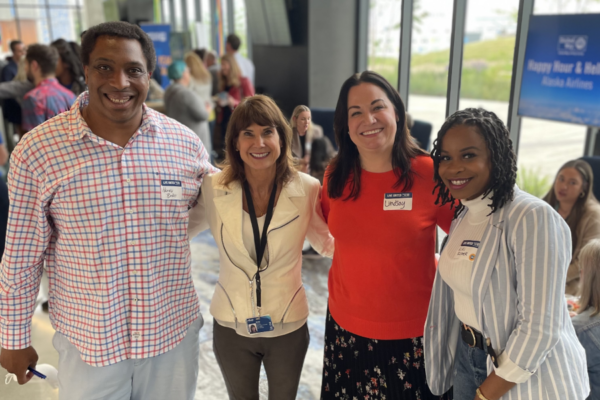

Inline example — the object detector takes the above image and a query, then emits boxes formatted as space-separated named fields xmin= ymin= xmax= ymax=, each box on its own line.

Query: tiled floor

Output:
xmin=0 ymin=231 xmax=332 ymax=400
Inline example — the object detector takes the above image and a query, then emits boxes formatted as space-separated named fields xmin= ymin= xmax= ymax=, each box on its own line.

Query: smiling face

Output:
xmin=84 ymin=36 xmax=150 ymax=126
xmin=554 ymin=167 xmax=585 ymax=205
xmin=237 ymin=123 xmax=282 ymax=174
xmin=347 ymin=83 xmax=398 ymax=157
xmin=438 ymin=124 xmax=492 ymax=201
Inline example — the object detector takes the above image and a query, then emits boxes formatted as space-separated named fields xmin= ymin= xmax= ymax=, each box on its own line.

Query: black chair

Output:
xmin=411 ymin=120 xmax=432 ymax=151
xmin=311 ymin=108 xmax=337 ymax=150
xmin=580 ymin=156 xmax=600 ymax=200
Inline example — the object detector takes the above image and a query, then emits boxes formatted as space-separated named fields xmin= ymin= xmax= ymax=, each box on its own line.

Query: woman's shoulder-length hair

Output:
xmin=326 ymin=70 xmax=426 ymax=200
xmin=218 ymin=94 xmax=296 ymax=188
xmin=220 ymin=53 xmax=242 ymax=89
xmin=543 ymin=158 xmax=599 ymax=250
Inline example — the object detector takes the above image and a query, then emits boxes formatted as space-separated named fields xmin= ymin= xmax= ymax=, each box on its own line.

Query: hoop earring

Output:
xmin=580 ymin=192 xmax=586 ymax=198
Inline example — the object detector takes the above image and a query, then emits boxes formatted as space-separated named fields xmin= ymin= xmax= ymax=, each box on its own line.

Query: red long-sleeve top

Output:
xmin=321 ymin=155 xmax=453 ymax=340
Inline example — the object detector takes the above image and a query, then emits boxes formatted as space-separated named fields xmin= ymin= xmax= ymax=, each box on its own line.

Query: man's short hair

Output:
xmin=80 ymin=21 xmax=156 ymax=72
xmin=226 ymin=34 xmax=241 ymax=51
xmin=10 ymin=40 xmax=23 ymax=53
xmin=26 ymin=44 xmax=59 ymax=76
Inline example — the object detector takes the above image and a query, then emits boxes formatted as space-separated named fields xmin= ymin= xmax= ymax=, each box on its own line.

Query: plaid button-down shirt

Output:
xmin=22 ymin=78 xmax=76 ymax=132
xmin=0 ymin=92 xmax=217 ymax=366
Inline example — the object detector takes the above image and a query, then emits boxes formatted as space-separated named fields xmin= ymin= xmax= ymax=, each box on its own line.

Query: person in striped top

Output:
xmin=424 ymin=108 xmax=588 ymax=400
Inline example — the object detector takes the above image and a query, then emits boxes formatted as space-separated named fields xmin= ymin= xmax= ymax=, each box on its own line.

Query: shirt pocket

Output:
xmin=156 ymin=171 xmax=201 ymax=241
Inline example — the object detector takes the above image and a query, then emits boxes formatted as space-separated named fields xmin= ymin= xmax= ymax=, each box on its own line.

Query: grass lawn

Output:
xmin=368 ymin=36 xmax=516 ymax=101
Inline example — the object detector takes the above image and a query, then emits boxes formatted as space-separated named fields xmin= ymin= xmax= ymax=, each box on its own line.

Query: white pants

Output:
xmin=53 ymin=315 xmax=203 ymax=400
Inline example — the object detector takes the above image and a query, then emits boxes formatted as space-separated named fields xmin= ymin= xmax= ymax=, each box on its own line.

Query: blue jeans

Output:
xmin=453 ymin=334 xmax=489 ymax=399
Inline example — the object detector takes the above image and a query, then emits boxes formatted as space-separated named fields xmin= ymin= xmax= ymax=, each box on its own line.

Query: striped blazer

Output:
xmin=424 ymin=188 xmax=589 ymax=399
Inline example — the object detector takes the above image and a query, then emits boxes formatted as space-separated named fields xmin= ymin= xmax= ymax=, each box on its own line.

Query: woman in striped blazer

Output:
xmin=424 ymin=108 xmax=589 ymax=400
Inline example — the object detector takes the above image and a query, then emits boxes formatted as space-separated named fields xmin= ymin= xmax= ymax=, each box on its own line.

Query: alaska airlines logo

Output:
xmin=558 ymin=35 xmax=587 ymax=56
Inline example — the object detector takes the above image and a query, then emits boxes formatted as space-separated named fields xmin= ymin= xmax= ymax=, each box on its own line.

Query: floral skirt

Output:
xmin=320 ymin=309 xmax=452 ymax=400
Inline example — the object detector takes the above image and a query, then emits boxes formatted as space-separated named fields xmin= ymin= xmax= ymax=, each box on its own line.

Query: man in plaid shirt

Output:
xmin=22 ymin=44 xmax=76 ymax=133
xmin=0 ymin=22 xmax=217 ymax=399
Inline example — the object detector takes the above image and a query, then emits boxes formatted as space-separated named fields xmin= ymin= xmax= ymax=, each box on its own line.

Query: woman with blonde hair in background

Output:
xmin=184 ymin=51 xmax=214 ymax=156
xmin=290 ymin=105 xmax=313 ymax=171
xmin=543 ymin=159 xmax=600 ymax=295
xmin=572 ymin=239 xmax=600 ymax=399
xmin=216 ymin=53 xmax=255 ymax=155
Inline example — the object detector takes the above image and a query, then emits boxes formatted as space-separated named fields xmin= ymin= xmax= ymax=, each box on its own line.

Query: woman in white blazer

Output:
xmin=424 ymin=108 xmax=589 ymax=400
xmin=188 ymin=95 xmax=334 ymax=400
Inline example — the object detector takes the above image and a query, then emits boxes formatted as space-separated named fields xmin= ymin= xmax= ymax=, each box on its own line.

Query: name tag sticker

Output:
xmin=456 ymin=240 xmax=480 ymax=261
xmin=383 ymin=192 xmax=413 ymax=211
xmin=161 ymin=180 xmax=183 ymax=200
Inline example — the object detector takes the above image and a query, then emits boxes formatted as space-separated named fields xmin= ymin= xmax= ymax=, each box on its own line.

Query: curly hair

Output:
xmin=431 ymin=108 xmax=517 ymax=217
xmin=80 ymin=22 xmax=156 ymax=73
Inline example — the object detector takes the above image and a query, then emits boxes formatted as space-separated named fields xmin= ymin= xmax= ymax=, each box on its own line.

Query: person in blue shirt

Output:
xmin=1 ymin=40 xmax=27 ymax=131
xmin=572 ymin=239 xmax=600 ymax=399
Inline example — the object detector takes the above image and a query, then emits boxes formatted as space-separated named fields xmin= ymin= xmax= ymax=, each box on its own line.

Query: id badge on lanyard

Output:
xmin=243 ymin=180 xmax=277 ymax=334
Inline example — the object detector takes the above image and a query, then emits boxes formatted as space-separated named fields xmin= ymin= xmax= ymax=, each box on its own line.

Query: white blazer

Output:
xmin=188 ymin=171 xmax=334 ymax=329
xmin=424 ymin=188 xmax=589 ymax=399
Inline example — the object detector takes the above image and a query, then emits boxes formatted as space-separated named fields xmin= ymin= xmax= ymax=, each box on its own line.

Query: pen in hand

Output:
xmin=27 ymin=367 xmax=46 ymax=379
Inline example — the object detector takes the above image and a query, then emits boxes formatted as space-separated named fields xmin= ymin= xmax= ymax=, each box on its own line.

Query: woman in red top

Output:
xmin=319 ymin=71 xmax=453 ymax=399
xmin=216 ymin=53 xmax=255 ymax=155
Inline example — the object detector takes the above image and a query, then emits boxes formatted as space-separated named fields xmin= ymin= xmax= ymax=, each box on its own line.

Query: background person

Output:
xmin=164 ymin=60 xmax=210 ymax=155
xmin=51 ymin=38 xmax=87 ymax=96
xmin=0 ymin=22 xmax=216 ymax=399
xmin=216 ymin=53 xmax=254 ymax=156
xmin=188 ymin=95 xmax=334 ymax=400
xmin=425 ymin=108 xmax=588 ymax=400
xmin=319 ymin=71 xmax=453 ymax=400
xmin=22 ymin=44 xmax=76 ymax=133
xmin=184 ymin=51 xmax=214 ymax=157
xmin=543 ymin=159 xmax=600 ymax=295
xmin=1 ymin=40 xmax=27 ymax=140
xmin=225 ymin=33 xmax=254 ymax=86
xmin=290 ymin=105 xmax=312 ymax=171
xmin=572 ymin=239 xmax=600 ymax=400
xmin=205 ymin=50 xmax=220 ymax=96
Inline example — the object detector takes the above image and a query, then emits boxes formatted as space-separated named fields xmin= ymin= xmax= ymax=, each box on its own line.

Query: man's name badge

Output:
xmin=246 ymin=315 xmax=274 ymax=334
xmin=383 ymin=192 xmax=413 ymax=211
xmin=161 ymin=180 xmax=183 ymax=200
xmin=456 ymin=240 xmax=480 ymax=262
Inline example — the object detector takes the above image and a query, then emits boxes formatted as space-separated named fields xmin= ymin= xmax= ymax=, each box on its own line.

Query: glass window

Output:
xmin=0 ymin=0 xmax=83 ymax=56
xmin=459 ymin=0 xmax=519 ymax=123
xmin=407 ymin=0 xmax=454 ymax=149
xmin=50 ymin=7 xmax=80 ymax=41
xmin=173 ymin=0 xmax=183 ymax=31
xmin=221 ymin=0 xmax=228 ymax=39
xmin=200 ymin=0 xmax=211 ymax=49
xmin=233 ymin=0 xmax=247 ymax=57
xmin=367 ymin=0 xmax=401 ymax=88
xmin=186 ymin=0 xmax=196 ymax=30
xmin=16 ymin=6 xmax=51 ymax=44
xmin=162 ymin=0 xmax=171 ymax=24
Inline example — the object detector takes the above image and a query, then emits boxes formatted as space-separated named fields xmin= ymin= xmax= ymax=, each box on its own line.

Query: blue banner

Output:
xmin=141 ymin=24 xmax=172 ymax=89
xmin=518 ymin=14 xmax=600 ymax=127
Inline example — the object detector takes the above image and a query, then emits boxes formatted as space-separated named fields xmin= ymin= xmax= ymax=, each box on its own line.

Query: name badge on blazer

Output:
xmin=456 ymin=240 xmax=480 ymax=261
xmin=383 ymin=193 xmax=413 ymax=211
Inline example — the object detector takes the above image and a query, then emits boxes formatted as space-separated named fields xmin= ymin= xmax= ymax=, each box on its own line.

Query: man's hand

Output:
xmin=0 ymin=346 xmax=39 ymax=384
